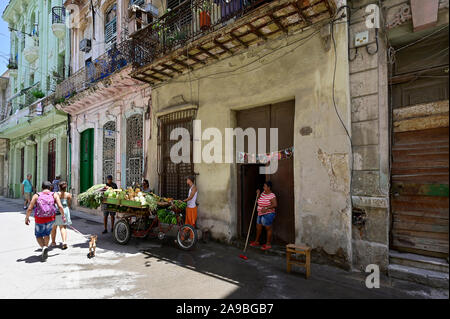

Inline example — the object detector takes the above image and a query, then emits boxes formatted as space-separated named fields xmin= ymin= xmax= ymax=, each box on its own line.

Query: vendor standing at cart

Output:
xmin=183 ymin=176 xmax=198 ymax=228
xmin=142 ymin=179 xmax=152 ymax=193
xmin=103 ymin=175 xmax=118 ymax=234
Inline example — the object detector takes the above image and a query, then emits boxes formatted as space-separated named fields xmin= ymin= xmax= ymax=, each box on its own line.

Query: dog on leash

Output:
xmin=87 ymin=235 xmax=97 ymax=259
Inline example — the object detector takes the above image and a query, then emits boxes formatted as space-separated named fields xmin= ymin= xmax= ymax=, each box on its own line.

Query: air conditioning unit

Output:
xmin=80 ymin=38 xmax=91 ymax=52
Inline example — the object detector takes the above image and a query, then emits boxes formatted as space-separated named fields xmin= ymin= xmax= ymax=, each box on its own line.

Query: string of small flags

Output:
xmin=238 ymin=147 xmax=294 ymax=164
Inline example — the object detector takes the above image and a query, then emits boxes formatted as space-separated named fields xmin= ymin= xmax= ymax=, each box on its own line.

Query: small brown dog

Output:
xmin=87 ymin=235 xmax=97 ymax=259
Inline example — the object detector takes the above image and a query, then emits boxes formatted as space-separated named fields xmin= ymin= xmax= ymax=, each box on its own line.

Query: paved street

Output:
xmin=0 ymin=196 xmax=447 ymax=299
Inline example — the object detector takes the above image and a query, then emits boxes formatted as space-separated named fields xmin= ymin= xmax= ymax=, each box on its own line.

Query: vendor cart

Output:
xmin=103 ymin=199 xmax=198 ymax=250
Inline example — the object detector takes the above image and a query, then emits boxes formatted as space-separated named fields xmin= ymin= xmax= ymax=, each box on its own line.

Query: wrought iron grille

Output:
xmin=103 ymin=121 xmax=116 ymax=182
xmin=55 ymin=40 xmax=130 ymax=100
xmin=130 ymin=0 xmax=270 ymax=69
xmin=158 ymin=109 xmax=197 ymax=199
xmin=126 ymin=114 xmax=143 ymax=187
xmin=52 ymin=6 xmax=65 ymax=24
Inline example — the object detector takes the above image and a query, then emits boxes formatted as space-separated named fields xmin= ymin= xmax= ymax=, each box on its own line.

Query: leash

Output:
xmin=67 ymin=224 xmax=92 ymax=239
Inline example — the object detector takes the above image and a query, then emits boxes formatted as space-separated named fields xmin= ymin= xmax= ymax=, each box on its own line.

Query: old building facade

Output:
xmin=127 ymin=0 xmax=448 ymax=276
xmin=0 ymin=71 xmax=11 ymax=196
xmin=347 ymin=0 xmax=448 ymax=282
xmin=0 ymin=0 xmax=447 ymax=281
xmin=53 ymin=0 xmax=151 ymax=211
xmin=0 ymin=0 xmax=69 ymax=198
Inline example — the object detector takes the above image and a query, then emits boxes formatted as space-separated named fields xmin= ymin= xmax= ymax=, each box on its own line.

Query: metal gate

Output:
xmin=126 ymin=114 xmax=143 ymax=187
xmin=103 ymin=121 xmax=116 ymax=182
xmin=158 ymin=109 xmax=196 ymax=199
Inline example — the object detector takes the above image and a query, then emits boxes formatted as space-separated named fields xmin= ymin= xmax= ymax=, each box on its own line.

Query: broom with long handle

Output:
xmin=239 ymin=193 xmax=259 ymax=260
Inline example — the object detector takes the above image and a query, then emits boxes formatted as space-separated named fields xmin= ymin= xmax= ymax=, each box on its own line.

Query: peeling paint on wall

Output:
xmin=317 ymin=148 xmax=350 ymax=194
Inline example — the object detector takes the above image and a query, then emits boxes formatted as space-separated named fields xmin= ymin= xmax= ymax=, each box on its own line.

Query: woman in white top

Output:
xmin=183 ymin=176 xmax=198 ymax=227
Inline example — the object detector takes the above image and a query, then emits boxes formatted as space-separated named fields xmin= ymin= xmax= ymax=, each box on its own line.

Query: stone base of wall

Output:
xmin=352 ymin=239 xmax=389 ymax=273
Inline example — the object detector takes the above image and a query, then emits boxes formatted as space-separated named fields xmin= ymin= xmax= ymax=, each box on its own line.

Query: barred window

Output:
xmin=103 ymin=121 xmax=116 ymax=182
xmin=126 ymin=114 xmax=143 ymax=187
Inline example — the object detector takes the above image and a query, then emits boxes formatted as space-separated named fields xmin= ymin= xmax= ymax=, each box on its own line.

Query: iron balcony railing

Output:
xmin=52 ymin=6 xmax=66 ymax=24
xmin=55 ymin=41 xmax=129 ymax=100
xmin=129 ymin=0 xmax=271 ymax=69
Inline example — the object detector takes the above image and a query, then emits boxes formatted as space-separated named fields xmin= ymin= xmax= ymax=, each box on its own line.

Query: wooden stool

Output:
xmin=286 ymin=244 xmax=311 ymax=278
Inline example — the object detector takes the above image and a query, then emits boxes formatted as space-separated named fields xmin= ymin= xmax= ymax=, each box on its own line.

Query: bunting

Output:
xmin=237 ymin=147 xmax=294 ymax=164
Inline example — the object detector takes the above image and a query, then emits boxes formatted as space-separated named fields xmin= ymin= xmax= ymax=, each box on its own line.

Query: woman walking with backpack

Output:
xmin=50 ymin=181 xmax=72 ymax=249
xmin=25 ymin=181 xmax=66 ymax=262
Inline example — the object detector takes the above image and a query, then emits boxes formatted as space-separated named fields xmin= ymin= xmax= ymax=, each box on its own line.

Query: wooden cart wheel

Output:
xmin=113 ymin=219 xmax=131 ymax=245
xmin=176 ymin=224 xmax=198 ymax=251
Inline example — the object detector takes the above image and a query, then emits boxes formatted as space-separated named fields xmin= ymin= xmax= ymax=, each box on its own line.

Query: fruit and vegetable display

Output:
xmin=78 ymin=184 xmax=107 ymax=209
xmin=172 ymin=200 xmax=187 ymax=211
xmin=96 ymin=185 xmax=186 ymax=217
xmin=157 ymin=209 xmax=178 ymax=225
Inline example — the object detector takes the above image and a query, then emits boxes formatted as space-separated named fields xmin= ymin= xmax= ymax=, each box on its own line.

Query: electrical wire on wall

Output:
xmin=330 ymin=5 xmax=355 ymax=210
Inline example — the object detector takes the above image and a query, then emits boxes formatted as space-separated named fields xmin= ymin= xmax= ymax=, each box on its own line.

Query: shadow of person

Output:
xmin=17 ymin=253 xmax=60 ymax=263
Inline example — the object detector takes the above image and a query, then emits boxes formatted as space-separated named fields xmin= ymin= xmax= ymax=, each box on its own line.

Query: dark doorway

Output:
xmin=80 ymin=129 xmax=94 ymax=193
xmin=47 ymin=139 xmax=56 ymax=182
xmin=236 ymin=100 xmax=295 ymax=245
xmin=34 ymin=144 xmax=37 ymax=187
xmin=20 ymin=147 xmax=24 ymax=183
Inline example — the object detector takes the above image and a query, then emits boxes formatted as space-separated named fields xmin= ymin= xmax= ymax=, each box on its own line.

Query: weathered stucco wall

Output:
xmin=147 ymin=21 xmax=353 ymax=268
xmin=348 ymin=0 xmax=390 ymax=273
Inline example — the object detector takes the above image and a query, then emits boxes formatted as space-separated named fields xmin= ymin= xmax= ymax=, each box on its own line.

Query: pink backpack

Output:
xmin=35 ymin=192 xmax=56 ymax=218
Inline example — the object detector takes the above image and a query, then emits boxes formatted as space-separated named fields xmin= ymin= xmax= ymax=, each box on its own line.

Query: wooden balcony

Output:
xmin=129 ymin=0 xmax=337 ymax=85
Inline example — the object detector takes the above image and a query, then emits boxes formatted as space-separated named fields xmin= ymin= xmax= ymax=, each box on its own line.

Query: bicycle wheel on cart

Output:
xmin=113 ymin=219 xmax=131 ymax=245
xmin=176 ymin=224 xmax=198 ymax=250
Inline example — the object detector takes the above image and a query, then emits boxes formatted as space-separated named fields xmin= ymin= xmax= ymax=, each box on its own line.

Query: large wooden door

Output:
xmin=237 ymin=101 xmax=295 ymax=244
xmin=390 ymin=34 xmax=449 ymax=258
xmin=80 ymin=129 xmax=94 ymax=193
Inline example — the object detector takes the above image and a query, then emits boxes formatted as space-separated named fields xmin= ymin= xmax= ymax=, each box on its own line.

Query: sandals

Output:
xmin=249 ymin=241 xmax=260 ymax=247
xmin=261 ymin=244 xmax=272 ymax=250
xmin=62 ymin=244 xmax=68 ymax=250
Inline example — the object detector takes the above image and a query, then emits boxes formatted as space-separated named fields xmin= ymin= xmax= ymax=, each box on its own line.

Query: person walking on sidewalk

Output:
xmin=51 ymin=175 xmax=61 ymax=193
xmin=103 ymin=175 xmax=118 ymax=234
xmin=50 ymin=181 xmax=72 ymax=250
xmin=21 ymin=174 xmax=34 ymax=210
xmin=25 ymin=181 xmax=66 ymax=262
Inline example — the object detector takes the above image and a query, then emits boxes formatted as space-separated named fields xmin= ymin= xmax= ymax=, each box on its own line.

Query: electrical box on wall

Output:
xmin=355 ymin=31 xmax=369 ymax=47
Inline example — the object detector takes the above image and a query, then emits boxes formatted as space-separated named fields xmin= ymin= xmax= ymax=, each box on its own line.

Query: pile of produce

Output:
xmin=78 ymin=184 xmax=107 ymax=209
xmin=145 ymin=194 xmax=158 ymax=211
xmin=171 ymin=200 xmax=187 ymax=211
xmin=157 ymin=208 xmax=178 ymax=225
